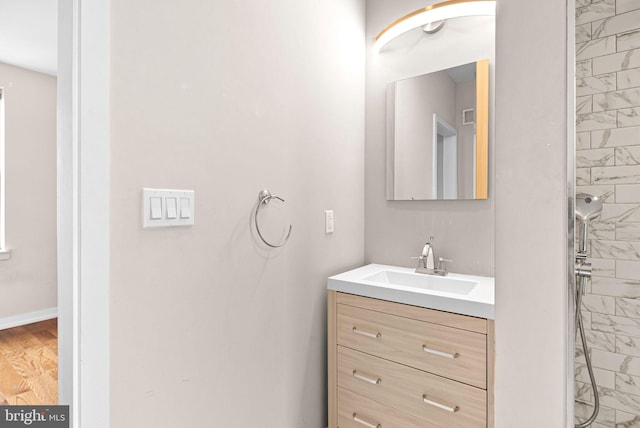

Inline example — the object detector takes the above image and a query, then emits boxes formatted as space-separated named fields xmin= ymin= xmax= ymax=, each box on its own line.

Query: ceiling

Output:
xmin=0 ymin=0 xmax=57 ymax=76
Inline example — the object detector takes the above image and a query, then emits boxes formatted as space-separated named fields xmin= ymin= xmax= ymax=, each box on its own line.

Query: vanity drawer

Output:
xmin=338 ymin=387 xmax=440 ymax=428
xmin=337 ymin=303 xmax=487 ymax=388
xmin=337 ymin=346 xmax=486 ymax=427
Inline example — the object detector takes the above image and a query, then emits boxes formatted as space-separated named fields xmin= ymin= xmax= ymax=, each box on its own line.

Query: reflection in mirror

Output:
xmin=386 ymin=59 xmax=489 ymax=200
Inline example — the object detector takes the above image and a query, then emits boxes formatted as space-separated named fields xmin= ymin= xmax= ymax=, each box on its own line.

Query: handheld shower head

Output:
xmin=576 ymin=193 xmax=603 ymax=255
xmin=575 ymin=193 xmax=605 ymax=426
xmin=576 ymin=193 xmax=603 ymax=223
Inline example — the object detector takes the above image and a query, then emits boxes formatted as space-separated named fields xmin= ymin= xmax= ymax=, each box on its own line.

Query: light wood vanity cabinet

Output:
xmin=328 ymin=291 xmax=495 ymax=428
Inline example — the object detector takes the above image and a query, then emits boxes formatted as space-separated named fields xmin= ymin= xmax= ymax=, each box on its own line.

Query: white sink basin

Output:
xmin=363 ymin=270 xmax=477 ymax=295
xmin=327 ymin=264 xmax=494 ymax=319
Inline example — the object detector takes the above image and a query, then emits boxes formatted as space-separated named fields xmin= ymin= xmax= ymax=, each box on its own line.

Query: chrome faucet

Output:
xmin=414 ymin=237 xmax=435 ymax=274
xmin=414 ymin=237 xmax=452 ymax=276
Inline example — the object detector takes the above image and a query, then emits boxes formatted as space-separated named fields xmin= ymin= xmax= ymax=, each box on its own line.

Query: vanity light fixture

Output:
xmin=374 ymin=0 xmax=496 ymax=52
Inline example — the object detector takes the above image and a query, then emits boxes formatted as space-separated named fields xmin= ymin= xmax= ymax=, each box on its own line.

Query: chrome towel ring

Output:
xmin=254 ymin=189 xmax=292 ymax=248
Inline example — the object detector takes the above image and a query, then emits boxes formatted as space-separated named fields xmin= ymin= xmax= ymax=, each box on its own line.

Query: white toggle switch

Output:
xmin=166 ymin=197 xmax=177 ymax=219
xmin=325 ymin=210 xmax=334 ymax=234
xmin=150 ymin=197 xmax=162 ymax=219
xmin=180 ymin=198 xmax=191 ymax=219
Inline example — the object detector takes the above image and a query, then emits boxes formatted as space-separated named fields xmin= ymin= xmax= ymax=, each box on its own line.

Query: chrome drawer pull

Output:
xmin=352 ymin=326 xmax=381 ymax=339
xmin=352 ymin=369 xmax=382 ymax=385
xmin=422 ymin=394 xmax=459 ymax=413
xmin=422 ymin=345 xmax=459 ymax=359
xmin=352 ymin=412 xmax=381 ymax=428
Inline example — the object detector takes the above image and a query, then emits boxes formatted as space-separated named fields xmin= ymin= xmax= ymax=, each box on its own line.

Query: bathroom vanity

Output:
xmin=327 ymin=264 xmax=495 ymax=428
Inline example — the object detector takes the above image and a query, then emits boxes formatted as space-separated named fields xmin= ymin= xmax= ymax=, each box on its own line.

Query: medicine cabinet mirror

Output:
xmin=386 ymin=59 xmax=489 ymax=200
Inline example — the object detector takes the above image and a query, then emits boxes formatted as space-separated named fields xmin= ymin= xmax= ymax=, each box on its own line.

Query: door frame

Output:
xmin=432 ymin=114 xmax=458 ymax=199
xmin=57 ymin=1 xmax=110 ymax=427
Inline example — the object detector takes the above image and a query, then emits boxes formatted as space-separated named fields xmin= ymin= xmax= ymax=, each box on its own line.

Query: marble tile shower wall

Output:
xmin=575 ymin=0 xmax=640 ymax=426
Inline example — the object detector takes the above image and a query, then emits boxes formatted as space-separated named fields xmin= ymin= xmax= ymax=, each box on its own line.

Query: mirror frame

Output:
xmin=476 ymin=59 xmax=489 ymax=199
xmin=386 ymin=59 xmax=489 ymax=200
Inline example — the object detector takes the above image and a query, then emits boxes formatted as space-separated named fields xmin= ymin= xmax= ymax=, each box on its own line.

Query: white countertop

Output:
xmin=327 ymin=264 xmax=495 ymax=319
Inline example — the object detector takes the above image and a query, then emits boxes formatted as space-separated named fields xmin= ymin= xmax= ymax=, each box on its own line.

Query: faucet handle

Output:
xmin=436 ymin=257 xmax=453 ymax=274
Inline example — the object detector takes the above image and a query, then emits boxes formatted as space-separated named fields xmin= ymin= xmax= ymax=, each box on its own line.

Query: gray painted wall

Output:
xmin=365 ymin=0 xmax=495 ymax=277
xmin=0 ymin=63 xmax=57 ymax=318
xmin=494 ymin=0 xmax=570 ymax=425
xmin=366 ymin=0 xmax=571 ymax=425
xmin=393 ymin=70 xmax=457 ymax=200
xmin=109 ymin=1 xmax=365 ymax=427
xmin=75 ymin=0 xmax=578 ymax=425
xmin=456 ymin=80 xmax=477 ymax=199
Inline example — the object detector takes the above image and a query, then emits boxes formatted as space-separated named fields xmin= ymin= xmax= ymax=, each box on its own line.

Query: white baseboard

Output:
xmin=0 ymin=307 xmax=58 ymax=331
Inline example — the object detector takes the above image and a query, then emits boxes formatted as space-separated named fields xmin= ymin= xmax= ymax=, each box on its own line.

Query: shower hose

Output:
xmin=575 ymin=273 xmax=599 ymax=428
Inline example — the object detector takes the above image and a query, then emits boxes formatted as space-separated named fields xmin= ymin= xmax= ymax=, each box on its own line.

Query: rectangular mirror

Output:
xmin=386 ymin=59 xmax=489 ymax=200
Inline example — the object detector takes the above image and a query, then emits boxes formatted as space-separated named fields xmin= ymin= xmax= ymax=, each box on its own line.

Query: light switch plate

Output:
xmin=143 ymin=188 xmax=195 ymax=228
xmin=325 ymin=210 xmax=334 ymax=234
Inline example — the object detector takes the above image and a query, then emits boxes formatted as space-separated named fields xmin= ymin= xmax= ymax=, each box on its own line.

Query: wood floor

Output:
xmin=0 ymin=318 xmax=58 ymax=405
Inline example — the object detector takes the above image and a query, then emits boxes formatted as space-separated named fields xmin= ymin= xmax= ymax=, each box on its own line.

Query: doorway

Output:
xmin=0 ymin=1 xmax=110 ymax=424
xmin=0 ymin=1 xmax=59 ymax=405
